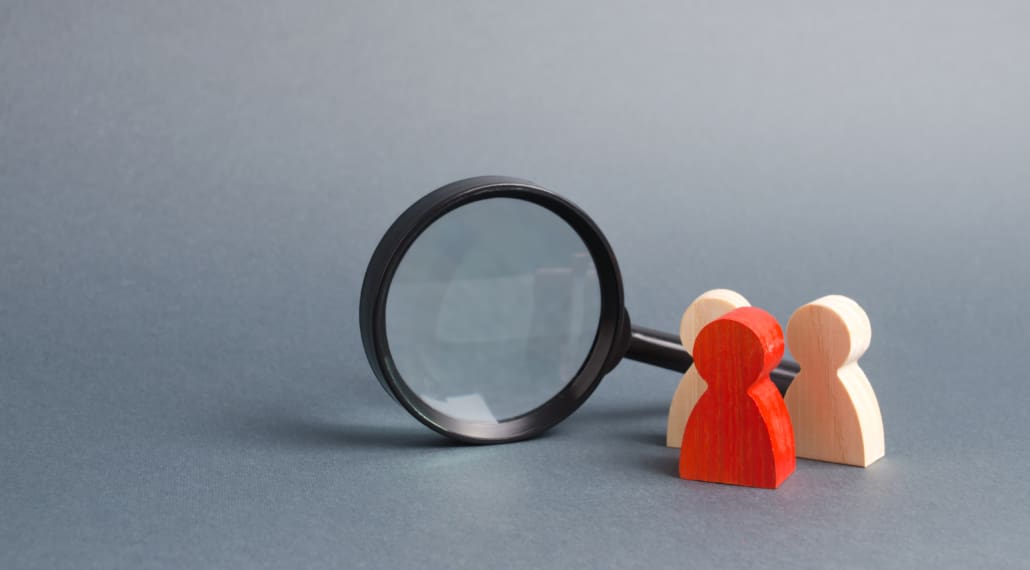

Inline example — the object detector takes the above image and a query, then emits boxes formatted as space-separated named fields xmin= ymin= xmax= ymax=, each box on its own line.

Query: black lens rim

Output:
xmin=359 ymin=176 xmax=626 ymax=443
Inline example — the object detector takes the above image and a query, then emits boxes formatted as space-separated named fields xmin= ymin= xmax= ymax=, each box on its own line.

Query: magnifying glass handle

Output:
xmin=626 ymin=326 xmax=801 ymax=395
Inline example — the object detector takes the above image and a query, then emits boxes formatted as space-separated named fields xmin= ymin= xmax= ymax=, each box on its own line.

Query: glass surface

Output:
xmin=385 ymin=198 xmax=602 ymax=423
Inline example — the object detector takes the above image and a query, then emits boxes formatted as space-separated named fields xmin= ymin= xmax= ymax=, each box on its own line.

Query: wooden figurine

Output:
xmin=784 ymin=295 xmax=884 ymax=467
xmin=679 ymin=307 xmax=796 ymax=488
xmin=666 ymin=289 xmax=750 ymax=448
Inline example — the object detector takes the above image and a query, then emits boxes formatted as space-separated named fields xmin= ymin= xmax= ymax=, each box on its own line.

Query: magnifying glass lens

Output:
xmin=385 ymin=198 xmax=602 ymax=423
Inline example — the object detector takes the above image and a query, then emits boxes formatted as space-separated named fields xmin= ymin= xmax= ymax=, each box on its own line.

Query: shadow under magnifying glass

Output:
xmin=215 ymin=408 xmax=463 ymax=451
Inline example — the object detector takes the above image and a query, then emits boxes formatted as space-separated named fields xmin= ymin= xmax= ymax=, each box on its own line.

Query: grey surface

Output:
xmin=1 ymin=1 xmax=1028 ymax=568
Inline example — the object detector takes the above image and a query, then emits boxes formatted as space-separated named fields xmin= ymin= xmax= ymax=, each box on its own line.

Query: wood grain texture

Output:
xmin=666 ymin=289 xmax=750 ymax=448
xmin=784 ymin=295 xmax=885 ymax=467
xmin=679 ymin=307 xmax=796 ymax=489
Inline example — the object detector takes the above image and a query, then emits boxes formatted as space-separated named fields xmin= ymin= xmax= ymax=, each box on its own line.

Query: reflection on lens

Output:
xmin=385 ymin=198 xmax=602 ymax=423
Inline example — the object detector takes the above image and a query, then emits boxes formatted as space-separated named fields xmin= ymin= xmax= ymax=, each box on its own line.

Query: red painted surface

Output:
xmin=679 ymin=307 xmax=796 ymax=489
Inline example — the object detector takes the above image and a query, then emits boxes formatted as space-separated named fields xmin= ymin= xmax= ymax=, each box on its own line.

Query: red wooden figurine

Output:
xmin=679 ymin=307 xmax=796 ymax=489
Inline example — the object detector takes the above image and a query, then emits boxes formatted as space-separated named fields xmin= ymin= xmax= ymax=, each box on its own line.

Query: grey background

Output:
xmin=1 ymin=1 xmax=1027 ymax=568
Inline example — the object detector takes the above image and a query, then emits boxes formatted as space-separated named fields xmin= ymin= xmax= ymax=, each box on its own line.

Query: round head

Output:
xmin=679 ymin=289 xmax=750 ymax=349
xmin=693 ymin=307 xmax=785 ymax=393
xmin=360 ymin=176 xmax=627 ymax=443
xmin=786 ymin=295 xmax=871 ymax=370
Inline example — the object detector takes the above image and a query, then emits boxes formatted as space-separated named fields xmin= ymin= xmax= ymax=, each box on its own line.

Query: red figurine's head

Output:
xmin=692 ymin=307 xmax=785 ymax=395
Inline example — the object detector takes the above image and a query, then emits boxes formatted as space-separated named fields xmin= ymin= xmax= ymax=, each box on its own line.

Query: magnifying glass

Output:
xmin=360 ymin=176 xmax=800 ymax=443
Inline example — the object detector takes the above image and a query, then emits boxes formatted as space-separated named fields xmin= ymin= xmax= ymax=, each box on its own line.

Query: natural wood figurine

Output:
xmin=784 ymin=295 xmax=884 ymax=467
xmin=679 ymin=307 xmax=796 ymax=489
xmin=666 ymin=289 xmax=750 ymax=448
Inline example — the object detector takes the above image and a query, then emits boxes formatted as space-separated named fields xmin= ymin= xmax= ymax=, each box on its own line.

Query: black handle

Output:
xmin=625 ymin=325 xmax=801 ymax=395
